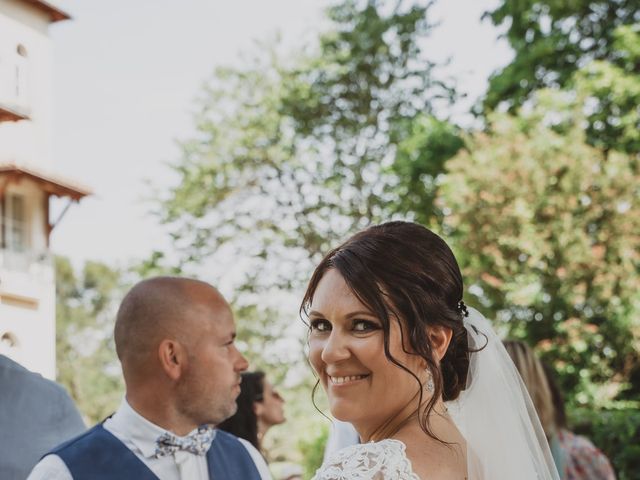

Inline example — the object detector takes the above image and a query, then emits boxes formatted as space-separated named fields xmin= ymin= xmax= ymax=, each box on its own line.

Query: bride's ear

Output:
xmin=427 ymin=326 xmax=453 ymax=362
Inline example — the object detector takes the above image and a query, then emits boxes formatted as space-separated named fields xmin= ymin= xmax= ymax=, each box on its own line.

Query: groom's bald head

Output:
xmin=114 ymin=276 xmax=229 ymax=371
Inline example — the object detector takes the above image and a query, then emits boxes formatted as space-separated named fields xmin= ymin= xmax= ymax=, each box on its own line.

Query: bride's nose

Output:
xmin=321 ymin=330 xmax=350 ymax=364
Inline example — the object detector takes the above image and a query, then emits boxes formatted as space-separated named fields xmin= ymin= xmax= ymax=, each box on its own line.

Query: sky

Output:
xmin=48 ymin=0 xmax=511 ymax=269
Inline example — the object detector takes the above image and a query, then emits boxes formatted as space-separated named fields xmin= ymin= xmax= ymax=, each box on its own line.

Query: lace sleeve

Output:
xmin=313 ymin=439 xmax=420 ymax=480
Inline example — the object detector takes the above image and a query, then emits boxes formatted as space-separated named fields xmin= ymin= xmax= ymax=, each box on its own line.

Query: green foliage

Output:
xmin=485 ymin=0 xmax=637 ymax=110
xmin=283 ymin=0 xmax=454 ymax=157
xmin=282 ymin=0 xmax=458 ymax=228
xmin=55 ymin=256 xmax=125 ymax=423
xmin=132 ymin=250 xmax=183 ymax=278
xmin=389 ymin=114 xmax=464 ymax=224
xmin=484 ymin=0 xmax=640 ymax=153
xmin=571 ymin=25 xmax=640 ymax=154
xmin=481 ymin=2 xmax=640 ymax=404
xmin=570 ymin=408 xmax=640 ymax=480
xmin=439 ymin=95 xmax=640 ymax=406
xmin=156 ymin=0 xmax=457 ymax=295
xmin=233 ymin=304 xmax=300 ymax=382
xmin=158 ymin=46 xmax=320 ymax=293
xmin=298 ymin=422 xmax=329 ymax=480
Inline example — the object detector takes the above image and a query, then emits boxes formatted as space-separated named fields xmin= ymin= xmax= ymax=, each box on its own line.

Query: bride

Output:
xmin=301 ymin=221 xmax=560 ymax=479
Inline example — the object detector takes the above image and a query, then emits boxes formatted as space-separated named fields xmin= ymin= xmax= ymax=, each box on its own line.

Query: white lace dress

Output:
xmin=313 ymin=439 xmax=420 ymax=480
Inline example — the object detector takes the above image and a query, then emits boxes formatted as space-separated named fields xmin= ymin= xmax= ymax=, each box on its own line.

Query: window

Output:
xmin=3 ymin=194 xmax=28 ymax=252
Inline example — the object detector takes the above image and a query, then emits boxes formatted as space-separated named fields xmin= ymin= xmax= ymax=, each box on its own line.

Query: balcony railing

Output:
xmin=0 ymin=248 xmax=52 ymax=273
xmin=0 ymin=248 xmax=53 ymax=302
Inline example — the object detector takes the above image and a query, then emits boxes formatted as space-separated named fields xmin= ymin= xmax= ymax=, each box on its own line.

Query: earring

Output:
xmin=425 ymin=369 xmax=434 ymax=393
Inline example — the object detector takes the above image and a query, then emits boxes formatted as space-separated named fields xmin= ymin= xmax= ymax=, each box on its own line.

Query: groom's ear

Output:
xmin=427 ymin=326 xmax=453 ymax=362
xmin=158 ymin=339 xmax=186 ymax=381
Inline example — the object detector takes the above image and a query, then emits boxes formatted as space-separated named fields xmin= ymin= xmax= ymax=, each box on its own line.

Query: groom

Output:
xmin=28 ymin=276 xmax=270 ymax=479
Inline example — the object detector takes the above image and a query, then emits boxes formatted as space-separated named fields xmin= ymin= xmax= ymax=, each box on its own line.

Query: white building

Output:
xmin=0 ymin=0 xmax=89 ymax=379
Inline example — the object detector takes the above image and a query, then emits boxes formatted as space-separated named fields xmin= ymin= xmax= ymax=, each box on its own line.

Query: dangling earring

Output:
xmin=425 ymin=369 xmax=434 ymax=393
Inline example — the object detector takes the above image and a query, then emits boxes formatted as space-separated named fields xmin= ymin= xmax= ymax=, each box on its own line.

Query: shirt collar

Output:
xmin=109 ymin=398 xmax=212 ymax=459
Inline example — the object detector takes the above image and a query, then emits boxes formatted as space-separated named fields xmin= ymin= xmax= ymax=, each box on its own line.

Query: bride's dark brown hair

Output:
xmin=301 ymin=221 xmax=472 ymax=440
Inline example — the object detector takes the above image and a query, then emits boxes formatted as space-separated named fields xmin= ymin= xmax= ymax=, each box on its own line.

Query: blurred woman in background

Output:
xmin=504 ymin=340 xmax=616 ymax=480
xmin=218 ymin=371 xmax=286 ymax=453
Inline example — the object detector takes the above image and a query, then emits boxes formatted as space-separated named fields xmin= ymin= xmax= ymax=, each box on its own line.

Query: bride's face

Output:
xmin=308 ymin=269 xmax=425 ymax=432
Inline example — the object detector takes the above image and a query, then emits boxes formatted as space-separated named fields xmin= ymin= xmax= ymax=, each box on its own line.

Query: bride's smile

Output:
xmin=307 ymin=269 xmax=429 ymax=435
xmin=328 ymin=374 xmax=370 ymax=385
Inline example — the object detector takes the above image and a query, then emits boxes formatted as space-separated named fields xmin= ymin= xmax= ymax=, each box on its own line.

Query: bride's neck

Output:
xmin=358 ymin=396 xmax=450 ymax=443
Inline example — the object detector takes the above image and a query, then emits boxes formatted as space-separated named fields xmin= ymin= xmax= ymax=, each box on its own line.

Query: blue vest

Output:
xmin=49 ymin=424 xmax=262 ymax=480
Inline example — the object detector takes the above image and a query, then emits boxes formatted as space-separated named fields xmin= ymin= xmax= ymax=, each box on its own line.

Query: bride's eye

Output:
xmin=353 ymin=320 xmax=379 ymax=332
xmin=310 ymin=319 xmax=331 ymax=332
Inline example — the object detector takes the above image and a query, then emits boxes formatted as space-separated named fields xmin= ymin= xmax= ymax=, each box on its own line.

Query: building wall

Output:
xmin=0 ymin=1 xmax=59 ymax=379
xmin=0 ymin=262 xmax=55 ymax=378
xmin=0 ymin=0 xmax=54 ymax=171
xmin=0 ymin=180 xmax=56 ymax=378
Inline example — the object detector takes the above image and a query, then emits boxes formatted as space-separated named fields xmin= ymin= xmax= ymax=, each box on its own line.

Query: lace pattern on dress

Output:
xmin=313 ymin=439 xmax=420 ymax=480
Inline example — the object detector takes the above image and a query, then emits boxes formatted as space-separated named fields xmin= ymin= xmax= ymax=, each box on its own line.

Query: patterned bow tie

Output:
xmin=154 ymin=426 xmax=216 ymax=458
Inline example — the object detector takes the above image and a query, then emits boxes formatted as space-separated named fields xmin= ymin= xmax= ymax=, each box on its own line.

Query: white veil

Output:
xmin=446 ymin=307 xmax=561 ymax=480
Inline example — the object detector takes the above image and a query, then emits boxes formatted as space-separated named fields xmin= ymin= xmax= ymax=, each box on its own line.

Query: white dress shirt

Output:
xmin=27 ymin=399 xmax=272 ymax=480
xmin=323 ymin=420 xmax=360 ymax=463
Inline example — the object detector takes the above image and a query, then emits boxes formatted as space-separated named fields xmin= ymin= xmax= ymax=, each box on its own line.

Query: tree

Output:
xmin=389 ymin=114 xmax=464 ymax=225
xmin=154 ymin=47 xmax=318 ymax=293
xmin=484 ymin=0 xmax=638 ymax=111
xmin=154 ymin=0 xmax=458 ymax=293
xmin=484 ymin=1 xmax=640 ymax=155
xmin=281 ymin=0 xmax=459 ymax=224
xmin=570 ymin=25 xmax=640 ymax=154
xmin=439 ymin=91 xmax=640 ymax=407
xmin=56 ymin=257 xmax=125 ymax=423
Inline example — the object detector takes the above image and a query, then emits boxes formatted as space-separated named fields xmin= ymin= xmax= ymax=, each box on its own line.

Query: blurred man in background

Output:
xmin=0 ymin=354 xmax=85 ymax=479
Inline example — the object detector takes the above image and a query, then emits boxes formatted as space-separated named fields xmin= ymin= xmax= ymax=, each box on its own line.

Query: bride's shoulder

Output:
xmin=313 ymin=439 xmax=420 ymax=480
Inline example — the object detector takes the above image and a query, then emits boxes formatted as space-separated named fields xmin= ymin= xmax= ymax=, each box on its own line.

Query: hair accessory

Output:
xmin=457 ymin=300 xmax=469 ymax=317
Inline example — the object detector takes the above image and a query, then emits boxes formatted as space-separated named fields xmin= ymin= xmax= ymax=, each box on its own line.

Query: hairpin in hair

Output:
xmin=457 ymin=300 xmax=469 ymax=317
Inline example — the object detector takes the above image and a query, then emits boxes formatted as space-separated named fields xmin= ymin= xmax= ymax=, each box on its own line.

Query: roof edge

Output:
xmin=19 ymin=0 xmax=71 ymax=23
xmin=0 ymin=162 xmax=92 ymax=199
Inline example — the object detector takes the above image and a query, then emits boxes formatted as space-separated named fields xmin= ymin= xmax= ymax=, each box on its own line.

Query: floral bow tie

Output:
xmin=154 ymin=426 xmax=216 ymax=458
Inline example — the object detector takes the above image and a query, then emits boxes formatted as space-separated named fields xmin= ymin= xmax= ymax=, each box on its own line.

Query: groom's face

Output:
xmin=176 ymin=296 xmax=248 ymax=426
